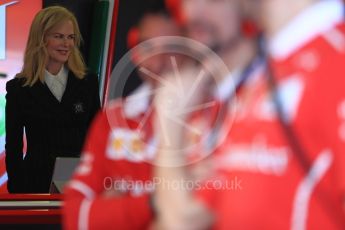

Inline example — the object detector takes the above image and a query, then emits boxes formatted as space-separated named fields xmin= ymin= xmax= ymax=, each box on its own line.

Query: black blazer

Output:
xmin=5 ymin=71 xmax=101 ymax=193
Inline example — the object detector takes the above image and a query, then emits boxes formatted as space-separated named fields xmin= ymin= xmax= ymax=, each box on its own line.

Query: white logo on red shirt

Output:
xmin=217 ymin=136 xmax=290 ymax=176
xmin=253 ymin=75 xmax=304 ymax=122
xmin=106 ymin=128 xmax=156 ymax=162
xmin=295 ymin=50 xmax=319 ymax=72
xmin=276 ymin=76 xmax=304 ymax=122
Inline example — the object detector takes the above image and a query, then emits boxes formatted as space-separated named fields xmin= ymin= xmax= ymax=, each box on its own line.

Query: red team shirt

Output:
xmin=63 ymin=87 xmax=155 ymax=230
xmin=64 ymin=1 xmax=345 ymax=229
xmin=63 ymin=81 xmax=224 ymax=230
xmin=199 ymin=1 xmax=345 ymax=229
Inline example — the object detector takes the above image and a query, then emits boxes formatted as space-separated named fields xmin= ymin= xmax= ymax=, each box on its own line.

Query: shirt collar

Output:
xmin=44 ymin=65 xmax=68 ymax=85
xmin=214 ymin=56 xmax=265 ymax=101
xmin=213 ymin=71 xmax=239 ymax=102
xmin=124 ymin=82 xmax=152 ymax=118
xmin=269 ymin=0 xmax=344 ymax=60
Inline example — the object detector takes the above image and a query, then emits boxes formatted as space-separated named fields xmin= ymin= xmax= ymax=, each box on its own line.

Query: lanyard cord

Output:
xmin=206 ymin=54 xmax=264 ymax=152
xmin=265 ymin=60 xmax=311 ymax=173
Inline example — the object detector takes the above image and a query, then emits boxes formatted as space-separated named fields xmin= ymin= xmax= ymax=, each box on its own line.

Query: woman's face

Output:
xmin=45 ymin=20 xmax=75 ymax=70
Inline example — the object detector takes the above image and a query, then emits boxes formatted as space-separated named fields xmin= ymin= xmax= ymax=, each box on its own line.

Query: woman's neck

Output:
xmin=46 ymin=63 xmax=63 ymax=75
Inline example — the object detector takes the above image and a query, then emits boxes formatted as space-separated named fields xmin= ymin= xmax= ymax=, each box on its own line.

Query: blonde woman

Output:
xmin=5 ymin=6 xmax=100 ymax=193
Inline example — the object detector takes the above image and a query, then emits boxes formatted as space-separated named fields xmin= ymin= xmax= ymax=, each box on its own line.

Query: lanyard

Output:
xmin=205 ymin=54 xmax=264 ymax=153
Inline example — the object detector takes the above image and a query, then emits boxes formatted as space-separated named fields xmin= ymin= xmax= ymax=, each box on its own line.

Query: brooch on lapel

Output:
xmin=74 ymin=102 xmax=84 ymax=114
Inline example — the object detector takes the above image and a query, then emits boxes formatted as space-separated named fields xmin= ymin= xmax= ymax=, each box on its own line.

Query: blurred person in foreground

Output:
xmin=62 ymin=5 xmax=184 ymax=230
xmin=153 ymin=0 xmax=345 ymax=229
xmin=63 ymin=0 xmax=260 ymax=228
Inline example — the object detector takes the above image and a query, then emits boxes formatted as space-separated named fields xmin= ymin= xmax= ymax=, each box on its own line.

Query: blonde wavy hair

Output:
xmin=17 ymin=6 xmax=86 ymax=86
